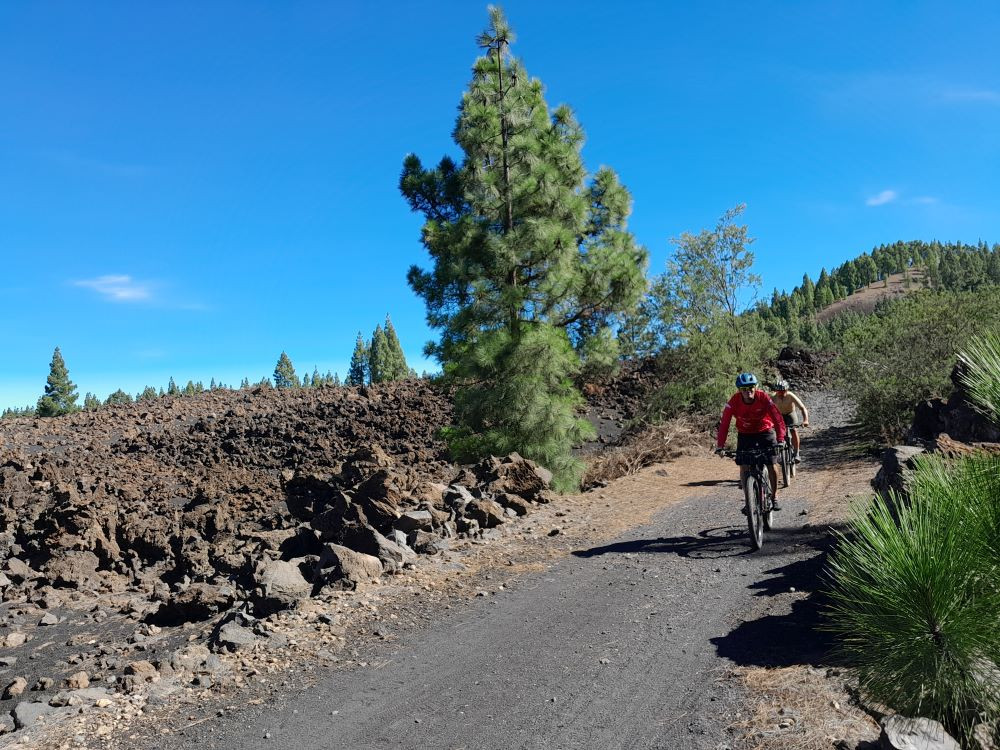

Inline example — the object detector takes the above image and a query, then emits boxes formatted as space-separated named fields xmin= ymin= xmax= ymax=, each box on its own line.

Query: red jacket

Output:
xmin=716 ymin=391 xmax=786 ymax=448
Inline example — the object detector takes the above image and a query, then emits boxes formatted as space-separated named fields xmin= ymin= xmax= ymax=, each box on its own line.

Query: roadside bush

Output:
xmin=826 ymin=454 xmax=1000 ymax=740
xmin=831 ymin=288 xmax=1000 ymax=441
xmin=827 ymin=329 xmax=1000 ymax=742
xmin=643 ymin=325 xmax=773 ymax=423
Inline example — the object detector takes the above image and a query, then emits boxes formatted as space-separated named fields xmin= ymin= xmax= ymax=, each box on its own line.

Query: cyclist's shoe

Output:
xmin=793 ymin=453 xmax=802 ymax=464
xmin=771 ymin=498 xmax=782 ymax=511
xmin=740 ymin=505 xmax=748 ymax=516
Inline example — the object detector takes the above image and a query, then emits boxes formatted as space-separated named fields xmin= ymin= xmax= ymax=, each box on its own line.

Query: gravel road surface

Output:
xmin=138 ymin=390 xmax=865 ymax=750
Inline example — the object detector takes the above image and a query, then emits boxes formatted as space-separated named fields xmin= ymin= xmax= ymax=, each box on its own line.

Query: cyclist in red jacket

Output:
xmin=714 ymin=372 xmax=787 ymax=509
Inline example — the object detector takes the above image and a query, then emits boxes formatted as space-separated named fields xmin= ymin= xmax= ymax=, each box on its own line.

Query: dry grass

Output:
xmin=582 ymin=417 xmax=702 ymax=489
xmin=731 ymin=666 xmax=881 ymax=749
xmin=815 ymin=268 xmax=927 ymax=324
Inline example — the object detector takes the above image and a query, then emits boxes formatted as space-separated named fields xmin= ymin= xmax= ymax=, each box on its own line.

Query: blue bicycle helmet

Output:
xmin=735 ymin=372 xmax=758 ymax=388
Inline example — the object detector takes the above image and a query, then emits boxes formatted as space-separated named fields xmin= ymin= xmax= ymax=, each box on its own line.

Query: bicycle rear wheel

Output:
xmin=745 ymin=473 xmax=764 ymax=550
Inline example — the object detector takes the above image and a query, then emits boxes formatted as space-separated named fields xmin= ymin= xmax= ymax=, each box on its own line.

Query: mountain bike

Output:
xmin=721 ymin=448 xmax=775 ymax=551
xmin=777 ymin=424 xmax=808 ymax=488
xmin=777 ymin=431 xmax=795 ymax=488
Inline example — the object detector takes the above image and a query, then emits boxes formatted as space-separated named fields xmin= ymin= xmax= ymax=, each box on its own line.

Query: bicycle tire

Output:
xmin=762 ymin=470 xmax=775 ymax=531
xmin=745 ymin=473 xmax=764 ymax=550
xmin=780 ymin=445 xmax=790 ymax=488
xmin=790 ymin=450 xmax=797 ymax=478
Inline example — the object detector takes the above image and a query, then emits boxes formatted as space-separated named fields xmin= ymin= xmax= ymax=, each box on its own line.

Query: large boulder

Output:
xmin=909 ymin=362 xmax=1000 ymax=444
xmin=872 ymin=445 xmax=925 ymax=500
xmin=338 ymin=444 xmax=394 ymax=487
xmin=879 ymin=715 xmax=960 ymax=750
xmin=254 ymin=559 xmax=312 ymax=613
xmin=354 ymin=495 xmax=400 ymax=533
xmin=209 ymin=611 xmax=259 ymax=653
xmin=314 ymin=544 xmax=383 ymax=590
xmin=356 ymin=470 xmax=405 ymax=507
xmin=338 ymin=524 xmax=416 ymax=572
xmin=465 ymin=498 xmax=505 ymax=528
xmin=148 ymin=582 xmax=235 ymax=626
xmin=394 ymin=510 xmax=434 ymax=533
xmin=12 ymin=700 xmax=59 ymax=730
xmin=471 ymin=454 xmax=552 ymax=499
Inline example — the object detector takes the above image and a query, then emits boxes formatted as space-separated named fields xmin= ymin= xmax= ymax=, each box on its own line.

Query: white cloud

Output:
xmin=73 ymin=275 xmax=152 ymax=302
xmin=866 ymin=189 xmax=898 ymax=207
xmin=911 ymin=196 xmax=939 ymax=205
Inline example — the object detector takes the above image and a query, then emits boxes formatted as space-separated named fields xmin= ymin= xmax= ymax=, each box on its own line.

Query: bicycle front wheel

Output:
xmin=745 ymin=473 xmax=764 ymax=550
xmin=780 ymin=445 xmax=790 ymax=488
xmin=763 ymin=473 xmax=775 ymax=531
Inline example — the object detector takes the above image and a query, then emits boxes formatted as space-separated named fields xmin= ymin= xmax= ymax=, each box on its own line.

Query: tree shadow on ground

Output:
xmin=572 ymin=524 xmax=836 ymax=562
xmin=710 ymin=529 xmax=850 ymax=668
xmin=682 ymin=479 xmax=737 ymax=487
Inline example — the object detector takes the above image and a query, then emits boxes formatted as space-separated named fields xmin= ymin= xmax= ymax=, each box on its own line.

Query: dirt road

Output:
xmin=123 ymin=393 xmax=876 ymax=750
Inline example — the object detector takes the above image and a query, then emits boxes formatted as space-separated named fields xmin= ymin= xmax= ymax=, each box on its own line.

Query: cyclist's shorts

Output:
xmin=735 ymin=429 xmax=778 ymax=465
xmin=782 ymin=412 xmax=803 ymax=428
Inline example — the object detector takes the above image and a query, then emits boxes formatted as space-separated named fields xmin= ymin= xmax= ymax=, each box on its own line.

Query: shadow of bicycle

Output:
xmin=573 ymin=525 xmax=757 ymax=560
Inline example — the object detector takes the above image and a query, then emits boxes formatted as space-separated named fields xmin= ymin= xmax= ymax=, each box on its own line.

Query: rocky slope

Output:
xmin=0 ymin=380 xmax=568 ymax=739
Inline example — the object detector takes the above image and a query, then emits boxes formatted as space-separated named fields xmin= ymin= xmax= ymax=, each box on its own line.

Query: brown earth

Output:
xmin=815 ymin=269 xmax=927 ymax=325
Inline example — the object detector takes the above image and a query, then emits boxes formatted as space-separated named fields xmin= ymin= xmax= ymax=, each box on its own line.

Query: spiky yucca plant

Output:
xmin=827 ymin=329 xmax=1000 ymax=741
xmin=826 ymin=454 xmax=1000 ymax=738
xmin=960 ymin=330 xmax=1000 ymax=425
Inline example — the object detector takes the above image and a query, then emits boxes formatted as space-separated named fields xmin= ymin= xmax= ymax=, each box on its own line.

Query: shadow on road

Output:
xmin=711 ymin=528 xmax=850 ymax=668
xmin=800 ymin=421 xmax=873 ymax=471
xmin=572 ymin=523 xmax=834 ymax=562
xmin=681 ymin=479 xmax=738 ymax=487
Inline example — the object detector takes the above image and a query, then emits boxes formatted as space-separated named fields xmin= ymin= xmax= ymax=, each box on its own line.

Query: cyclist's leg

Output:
xmin=739 ymin=464 xmax=748 ymax=490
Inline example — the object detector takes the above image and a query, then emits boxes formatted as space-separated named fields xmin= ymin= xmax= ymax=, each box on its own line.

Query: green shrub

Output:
xmin=826 ymin=452 xmax=1000 ymax=740
xmin=831 ymin=288 xmax=1000 ymax=441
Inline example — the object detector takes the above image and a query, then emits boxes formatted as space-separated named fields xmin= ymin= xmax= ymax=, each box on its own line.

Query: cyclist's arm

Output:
xmin=766 ymin=397 xmax=787 ymax=443
xmin=790 ymin=392 xmax=809 ymax=424
xmin=716 ymin=402 xmax=734 ymax=449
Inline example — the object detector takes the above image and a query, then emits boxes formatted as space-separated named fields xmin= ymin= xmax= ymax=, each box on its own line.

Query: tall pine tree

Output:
xmin=381 ymin=315 xmax=410 ymax=381
xmin=346 ymin=333 xmax=368 ymax=386
xmin=37 ymin=347 xmax=80 ymax=416
xmin=368 ymin=325 xmax=389 ymax=384
xmin=273 ymin=352 xmax=300 ymax=389
xmin=401 ymin=8 xmax=647 ymax=488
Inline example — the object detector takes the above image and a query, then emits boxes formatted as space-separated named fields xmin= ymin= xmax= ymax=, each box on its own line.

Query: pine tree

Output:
xmin=273 ymin=351 xmax=300 ymax=389
xmin=105 ymin=389 xmax=133 ymax=406
xmin=368 ymin=325 xmax=389 ymax=384
xmin=167 ymin=377 xmax=180 ymax=396
xmin=83 ymin=393 xmax=101 ymax=410
xmin=37 ymin=347 xmax=80 ymax=416
xmin=401 ymin=9 xmax=647 ymax=488
xmin=240 ymin=377 xmax=250 ymax=389
xmin=330 ymin=371 xmax=340 ymax=386
xmin=346 ymin=333 xmax=368 ymax=386
xmin=138 ymin=386 xmax=158 ymax=403
xmin=311 ymin=366 xmax=321 ymax=387
xmin=381 ymin=315 xmax=410 ymax=381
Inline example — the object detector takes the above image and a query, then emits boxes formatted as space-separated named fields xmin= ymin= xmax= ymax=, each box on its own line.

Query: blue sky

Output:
xmin=2 ymin=1 xmax=999 ymax=409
